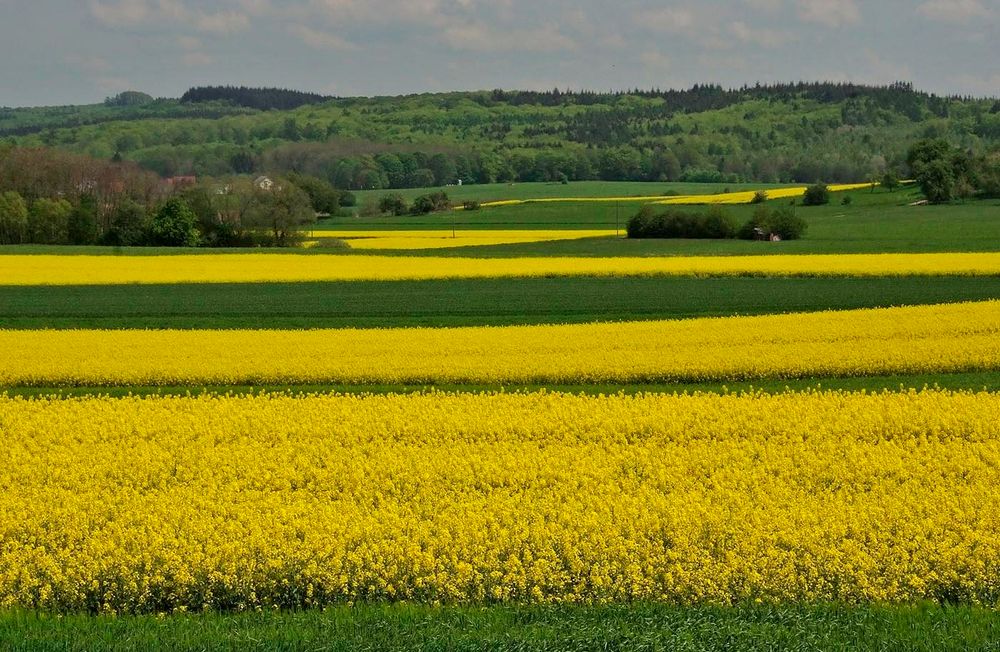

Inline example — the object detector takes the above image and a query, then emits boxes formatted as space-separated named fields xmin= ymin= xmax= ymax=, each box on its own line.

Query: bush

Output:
xmin=68 ymin=196 xmax=99 ymax=245
xmin=842 ymin=195 xmax=852 ymax=206
xmin=750 ymin=190 xmax=768 ymax=204
xmin=338 ymin=191 xmax=357 ymax=208
xmin=148 ymin=198 xmax=200 ymax=247
xmin=463 ymin=201 xmax=481 ymax=211
xmin=627 ymin=206 xmax=737 ymax=239
xmin=410 ymin=191 xmax=451 ymax=215
xmin=101 ymin=200 xmax=149 ymax=246
xmin=378 ymin=193 xmax=408 ymax=216
xmin=915 ymin=159 xmax=955 ymax=204
xmin=802 ymin=183 xmax=830 ymax=206
xmin=287 ymin=173 xmax=341 ymax=215
xmin=739 ymin=205 xmax=807 ymax=241
xmin=28 ymin=198 xmax=73 ymax=244
xmin=0 ymin=191 xmax=29 ymax=245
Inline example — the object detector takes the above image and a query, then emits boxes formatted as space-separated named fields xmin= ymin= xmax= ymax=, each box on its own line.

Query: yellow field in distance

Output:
xmin=477 ymin=183 xmax=876 ymax=208
xmin=2 ymin=301 xmax=998 ymax=387
xmin=306 ymin=229 xmax=621 ymax=250
xmin=2 ymin=389 xmax=999 ymax=611
xmin=6 ymin=252 xmax=1000 ymax=286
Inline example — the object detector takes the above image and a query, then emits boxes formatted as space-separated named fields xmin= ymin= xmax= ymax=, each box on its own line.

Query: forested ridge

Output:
xmin=3 ymin=82 xmax=999 ymax=189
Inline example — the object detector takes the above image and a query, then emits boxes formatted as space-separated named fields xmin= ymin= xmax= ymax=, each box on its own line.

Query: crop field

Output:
xmin=4 ymin=276 xmax=1000 ymax=330
xmin=7 ymin=251 xmax=1000 ymax=286
xmin=474 ymin=183 xmax=874 ymax=208
xmin=2 ymin=390 xmax=1000 ymax=613
xmin=308 ymin=229 xmax=622 ymax=250
xmin=3 ymin=183 xmax=1000 ymax=648
xmin=3 ymin=301 xmax=1000 ymax=387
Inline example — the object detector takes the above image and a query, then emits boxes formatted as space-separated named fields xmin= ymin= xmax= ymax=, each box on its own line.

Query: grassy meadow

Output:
xmin=5 ymin=603 xmax=1000 ymax=652
xmin=3 ymin=181 xmax=1000 ymax=649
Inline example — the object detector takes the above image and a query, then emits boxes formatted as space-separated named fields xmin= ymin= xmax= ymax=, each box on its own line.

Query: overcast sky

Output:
xmin=0 ymin=0 xmax=997 ymax=107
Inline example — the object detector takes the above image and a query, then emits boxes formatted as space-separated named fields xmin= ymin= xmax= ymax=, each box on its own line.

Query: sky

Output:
xmin=0 ymin=0 xmax=997 ymax=107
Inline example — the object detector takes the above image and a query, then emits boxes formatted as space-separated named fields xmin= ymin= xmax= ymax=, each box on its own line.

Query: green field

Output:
xmin=3 ymin=603 xmax=998 ymax=652
xmin=4 ymin=183 xmax=1000 ymax=648
xmin=3 ymin=276 xmax=998 ymax=330
xmin=349 ymin=180 xmax=800 ymax=205
xmin=316 ymin=190 xmax=1000 ymax=259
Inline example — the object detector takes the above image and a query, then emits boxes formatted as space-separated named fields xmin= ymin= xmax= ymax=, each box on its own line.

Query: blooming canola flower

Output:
xmin=5 ymin=252 xmax=1000 ymax=286
xmin=1 ymin=389 xmax=999 ymax=612
xmin=1 ymin=301 xmax=998 ymax=387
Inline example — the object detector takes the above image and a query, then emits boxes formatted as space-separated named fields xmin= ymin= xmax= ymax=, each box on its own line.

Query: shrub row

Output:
xmin=627 ymin=205 xmax=807 ymax=241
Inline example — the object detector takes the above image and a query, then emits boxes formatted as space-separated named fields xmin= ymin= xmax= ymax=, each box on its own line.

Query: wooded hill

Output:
xmin=2 ymin=83 xmax=998 ymax=189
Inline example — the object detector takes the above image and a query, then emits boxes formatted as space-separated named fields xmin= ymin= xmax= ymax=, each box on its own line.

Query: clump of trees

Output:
xmin=739 ymin=205 xmax=808 ymax=240
xmin=627 ymin=206 xmax=738 ymax=239
xmin=907 ymin=139 xmax=1000 ymax=203
xmin=181 ymin=86 xmax=332 ymax=110
xmin=628 ymin=204 xmax=807 ymax=241
xmin=0 ymin=145 xmax=318 ymax=248
xmin=802 ymin=183 xmax=830 ymax=206
xmin=373 ymin=191 xmax=452 ymax=217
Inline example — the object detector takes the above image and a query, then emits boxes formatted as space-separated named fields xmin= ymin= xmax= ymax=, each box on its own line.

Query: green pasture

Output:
xmin=349 ymin=180 xmax=799 ymax=205
xmin=2 ymin=276 xmax=999 ymax=330
xmin=3 ymin=603 xmax=999 ymax=652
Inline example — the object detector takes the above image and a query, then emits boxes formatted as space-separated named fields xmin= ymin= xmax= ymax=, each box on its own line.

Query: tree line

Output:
xmin=0 ymin=146 xmax=343 ymax=247
xmin=181 ymin=86 xmax=333 ymax=111
xmin=6 ymin=82 xmax=998 ymax=187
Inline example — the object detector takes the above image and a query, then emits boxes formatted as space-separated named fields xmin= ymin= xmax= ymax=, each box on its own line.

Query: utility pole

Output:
xmin=616 ymin=201 xmax=620 ymax=237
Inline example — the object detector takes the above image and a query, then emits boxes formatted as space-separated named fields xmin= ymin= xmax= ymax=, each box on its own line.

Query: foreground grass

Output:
xmin=3 ymin=603 xmax=999 ymax=651
xmin=6 ymin=371 xmax=999 ymax=399
xmin=3 ymin=276 xmax=1000 ymax=329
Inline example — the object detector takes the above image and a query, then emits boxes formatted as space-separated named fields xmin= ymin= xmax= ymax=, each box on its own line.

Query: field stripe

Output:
xmin=6 ymin=252 xmax=1000 ymax=285
xmin=2 ymin=390 xmax=1000 ymax=610
xmin=2 ymin=301 xmax=999 ymax=387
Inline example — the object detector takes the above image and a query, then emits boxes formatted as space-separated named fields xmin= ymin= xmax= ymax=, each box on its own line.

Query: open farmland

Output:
xmin=3 ymin=301 xmax=1000 ymax=387
xmin=2 ymin=181 xmax=1000 ymax=649
xmin=3 ymin=390 xmax=1000 ymax=612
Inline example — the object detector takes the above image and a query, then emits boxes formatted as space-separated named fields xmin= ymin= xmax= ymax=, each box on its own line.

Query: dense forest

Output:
xmin=2 ymin=83 xmax=999 ymax=191
xmin=180 ymin=86 xmax=333 ymax=111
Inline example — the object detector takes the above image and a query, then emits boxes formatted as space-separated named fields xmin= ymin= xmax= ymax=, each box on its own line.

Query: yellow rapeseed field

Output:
xmin=477 ymin=184 xmax=875 ymax=208
xmin=2 ymin=302 xmax=998 ymax=387
xmin=307 ymin=229 xmax=620 ymax=250
xmin=2 ymin=389 xmax=999 ymax=612
xmin=5 ymin=252 xmax=1000 ymax=285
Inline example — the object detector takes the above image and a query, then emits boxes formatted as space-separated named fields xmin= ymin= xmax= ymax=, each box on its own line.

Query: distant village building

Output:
xmin=254 ymin=176 xmax=275 ymax=191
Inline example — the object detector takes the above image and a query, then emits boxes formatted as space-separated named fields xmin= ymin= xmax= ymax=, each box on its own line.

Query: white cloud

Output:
xmin=181 ymin=51 xmax=214 ymax=66
xmin=796 ymin=0 xmax=860 ymax=26
xmin=177 ymin=35 xmax=202 ymax=50
xmin=290 ymin=24 xmax=357 ymax=51
xmin=728 ymin=21 xmax=794 ymax=48
xmin=89 ymin=0 xmax=250 ymax=34
xmin=87 ymin=0 xmax=151 ymax=27
xmin=743 ymin=0 xmax=783 ymax=10
xmin=440 ymin=23 xmax=577 ymax=53
xmin=65 ymin=54 xmax=111 ymax=73
xmin=636 ymin=6 xmax=698 ymax=33
xmin=639 ymin=50 xmax=671 ymax=71
xmin=195 ymin=11 xmax=251 ymax=34
xmin=917 ymin=0 xmax=992 ymax=23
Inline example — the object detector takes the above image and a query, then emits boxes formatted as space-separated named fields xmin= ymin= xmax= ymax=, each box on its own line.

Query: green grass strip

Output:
xmin=3 ymin=276 xmax=1000 ymax=330
xmin=6 ymin=372 xmax=999 ymax=399
xmin=3 ymin=603 xmax=999 ymax=651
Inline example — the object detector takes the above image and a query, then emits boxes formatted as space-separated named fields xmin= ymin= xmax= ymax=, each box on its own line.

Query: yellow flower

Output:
xmin=0 ymin=389 xmax=998 ymax=611
xmin=1 ymin=301 xmax=997 ymax=387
